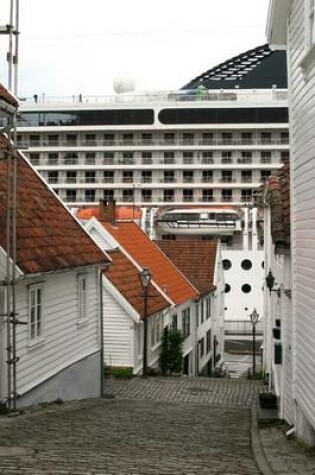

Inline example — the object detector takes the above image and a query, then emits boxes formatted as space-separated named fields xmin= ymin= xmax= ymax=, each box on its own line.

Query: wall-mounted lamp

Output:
xmin=265 ymin=270 xmax=281 ymax=297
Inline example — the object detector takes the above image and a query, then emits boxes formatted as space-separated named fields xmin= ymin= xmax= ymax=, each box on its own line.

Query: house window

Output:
xmin=151 ymin=313 xmax=163 ymax=347
xmin=77 ymin=274 xmax=88 ymax=322
xmin=182 ymin=308 xmax=190 ymax=338
xmin=307 ymin=0 xmax=315 ymax=48
xmin=29 ymin=285 xmax=43 ymax=340
xmin=206 ymin=330 xmax=212 ymax=353
xmin=199 ymin=338 xmax=205 ymax=357
xmin=206 ymin=297 xmax=211 ymax=320
xmin=171 ymin=314 xmax=178 ymax=331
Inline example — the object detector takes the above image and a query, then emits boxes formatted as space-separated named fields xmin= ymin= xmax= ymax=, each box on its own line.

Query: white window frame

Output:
xmin=150 ymin=312 xmax=163 ymax=348
xmin=182 ymin=308 xmax=191 ymax=339
xmin=28 ymin=284 xmax=44 ymax=343
xmin=77 ymin=274 xmax=88 ymax=324
xmin=206 ymin=297 xmax=212 ymax=320
xmin=301 ymin=0 xmax=315 ymax=71
xmin=307 ymin=0 xmax=315 ymax=49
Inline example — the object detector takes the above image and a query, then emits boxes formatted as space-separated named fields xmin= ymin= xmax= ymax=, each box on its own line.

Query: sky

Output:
xmin=0 ymin=0 xmax=270 ymax=98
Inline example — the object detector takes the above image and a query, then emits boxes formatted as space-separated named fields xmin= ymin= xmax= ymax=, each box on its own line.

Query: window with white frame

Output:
xmin=182 ymin=308 xmax=190 ymax=338
xmin=150 ymin=313 xmax=163 ymax=347
xmin=77 ymin=274 xmax=88 ymax=322
xmin=307 ymin=0 xmax=315 ymax=48
xmin=206 ymin=297 xmax=211 ymax=320
xmin=171 ymin=314 xmax=178 ymax=331
xmin=29 ymin=285 xmax=43 ymax=340
xmin=138 ymin=324 xmax=143 ymax=355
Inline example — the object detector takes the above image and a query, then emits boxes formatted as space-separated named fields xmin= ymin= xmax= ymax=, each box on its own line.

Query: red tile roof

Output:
xmin=156 ymin=240 xmax=217 ymax=295
xmin=105 ymin=249 xmax=169 ymax=317
xmin=101 ymin=221 xmax=198 ymax=305
xmin=76 ymin=205 xmax=141 ymax=220
xmin=0 ymin=136 xmax=108 ymax=274
xmin=0 ymin=83 xmax=18 ymax=108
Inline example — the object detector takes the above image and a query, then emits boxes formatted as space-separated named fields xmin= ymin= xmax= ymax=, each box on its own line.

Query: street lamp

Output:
xmin=265 ymin=269 xmax=281 ymax=297
xmin=139 ymin=267 xmax=151 ymax=378
xmin=250 ymin=308 xmax=259 ymax=377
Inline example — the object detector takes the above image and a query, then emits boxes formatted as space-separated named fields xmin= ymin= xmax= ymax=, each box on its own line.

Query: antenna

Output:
xmin=0 ymin=0 xmax=19 ymax=94
xmin=0 ymin=0 xmax=20 ymax=411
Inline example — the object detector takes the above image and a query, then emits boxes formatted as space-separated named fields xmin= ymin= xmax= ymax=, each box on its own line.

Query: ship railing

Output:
xmin=224 ymin=320 xmax=263 ymax=336
xmin=19 ymin=89 xmax=288 ymax=107
xmin=18 ymin=137 xmax=290 ymax=147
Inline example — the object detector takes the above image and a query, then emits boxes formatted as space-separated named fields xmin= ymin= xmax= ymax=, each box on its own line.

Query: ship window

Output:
xmin=241 ymin=259 xmax=252 ymax=270
xmin=241 ymin=284 xmax=252 ymax=293
xmin=222 ymin=259 xmax=232 ymax=270
xmin=225 ymin=284 xmax=231 ymax=293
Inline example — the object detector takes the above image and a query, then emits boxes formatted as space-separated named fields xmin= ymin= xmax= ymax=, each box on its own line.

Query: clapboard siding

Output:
xmin=13 ymin=267 xmax=100 ymax=396
xmin=289 ymin=0 xmax=315 ymax=431
xmin=103 ymin=287 xmax=133 ymax=368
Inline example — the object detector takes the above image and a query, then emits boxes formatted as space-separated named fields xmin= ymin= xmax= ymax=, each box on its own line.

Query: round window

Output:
xmin=241 ymin=259 xmax=252 ymax=270
xmin=241 ymin=284 xmax=252 ymax=293
xmin=223 ymin=259 xmax=232 ymax=270
xmin=225 ymin=284 xmax=231 ymax=293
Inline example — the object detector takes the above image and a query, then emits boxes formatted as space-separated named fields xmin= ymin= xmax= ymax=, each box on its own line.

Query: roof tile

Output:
xmin=0 ymin=135 xmax=108 ymax=274
xmin=156 ymin=240 xmax=218 ymax=295
xmin=101 ymin=221 xmax=198 ymax=305
xmin=105 ymin=249 xmax=169 ymax=317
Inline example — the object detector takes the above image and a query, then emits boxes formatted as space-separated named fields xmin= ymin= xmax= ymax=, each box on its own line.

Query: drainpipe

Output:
xmin=99 ymin=269 xmax=104 ymax=398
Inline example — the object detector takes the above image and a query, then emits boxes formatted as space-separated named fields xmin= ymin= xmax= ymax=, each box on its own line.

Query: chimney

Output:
xmin=99 ymin=199 xmax=116 ymax=223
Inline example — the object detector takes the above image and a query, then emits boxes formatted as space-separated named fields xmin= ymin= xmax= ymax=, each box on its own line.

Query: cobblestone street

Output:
xmin=0 ymin=378 xmax=260 ymax=475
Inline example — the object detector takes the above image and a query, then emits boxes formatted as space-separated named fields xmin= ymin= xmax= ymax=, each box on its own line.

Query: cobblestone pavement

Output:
xmin=0 ymin=378 xmax=261 ymax=475
xmin=259 ymin=424 xmax=315 ymax=475
xmin=104 ymin=377 xmax=258 ymax=407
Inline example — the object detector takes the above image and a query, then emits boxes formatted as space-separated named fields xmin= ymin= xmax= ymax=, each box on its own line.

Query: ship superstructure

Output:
xmin=16 ymin=45 xmax=288 ymax=209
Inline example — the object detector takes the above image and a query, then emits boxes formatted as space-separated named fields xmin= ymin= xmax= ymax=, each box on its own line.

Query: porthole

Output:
xmin=241 ymin=284 xmax=252 ymax=293
xmin=223 ymin=259 xmax=232 ymax=270
xmin=225 ymin=284 xmax=231 ymax=293
xmin=241 ymin=259 xmax=252 ymax=270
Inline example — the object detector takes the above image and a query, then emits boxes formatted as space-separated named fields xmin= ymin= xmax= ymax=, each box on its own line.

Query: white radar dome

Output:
xmin=113 ymin=77 xmax=136 ymax=94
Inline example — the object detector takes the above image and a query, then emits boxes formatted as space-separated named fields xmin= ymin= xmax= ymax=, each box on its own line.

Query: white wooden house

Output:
xmin=82 ymin=204 xmax=202 ymax=376
xmin=156 ymin=240 xmax=225 ymax=375
xmin=267 ymin=0 xmax=315 ymax=445
xmin=257 ymin=165 xmax=293 ymax=424
xmin=0 ymin=131 xmax=109 ymax=409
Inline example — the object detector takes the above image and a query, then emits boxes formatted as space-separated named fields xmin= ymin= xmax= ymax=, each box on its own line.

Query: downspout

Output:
xmin=99 ymin=269 xmax=104 ymax=398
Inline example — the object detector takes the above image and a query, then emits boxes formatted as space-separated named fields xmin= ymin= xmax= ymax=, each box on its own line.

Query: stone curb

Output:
xmin=251 ymin=400 xmax=275 ymax=475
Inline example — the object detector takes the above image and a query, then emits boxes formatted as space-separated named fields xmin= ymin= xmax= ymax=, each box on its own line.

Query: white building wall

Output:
xmin=288 ymin=0 xmax=315 ymax=444
xmin=102 ymin=284 xmax=134 ymax=369
xmin=7 ymin=266 xmax=101 ymax=403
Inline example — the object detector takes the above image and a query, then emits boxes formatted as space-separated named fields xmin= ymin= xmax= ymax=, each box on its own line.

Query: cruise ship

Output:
xmin=15 ymin=44 xmax=288 ymax=209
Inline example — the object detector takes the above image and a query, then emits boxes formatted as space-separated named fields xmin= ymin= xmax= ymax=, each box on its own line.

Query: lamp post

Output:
xmin=250 ymin=308 xmax=259 ymax=377
xmin=139 ymin=267 xmax=151 ymax=378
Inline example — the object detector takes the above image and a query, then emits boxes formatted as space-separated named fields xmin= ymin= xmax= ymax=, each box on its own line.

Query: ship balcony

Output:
xmin=19 ymin=137 xmax=290 ymax=149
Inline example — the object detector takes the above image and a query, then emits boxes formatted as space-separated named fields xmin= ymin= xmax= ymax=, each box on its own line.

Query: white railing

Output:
xmin=19 ymin=89 xmax=288 ymax=107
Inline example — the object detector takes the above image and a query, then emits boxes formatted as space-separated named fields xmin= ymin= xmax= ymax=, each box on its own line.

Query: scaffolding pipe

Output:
xmin=13 ymin=0 xmax=19 ymax=95
xmin=6 ymin=140 xmax=12 ymax=410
